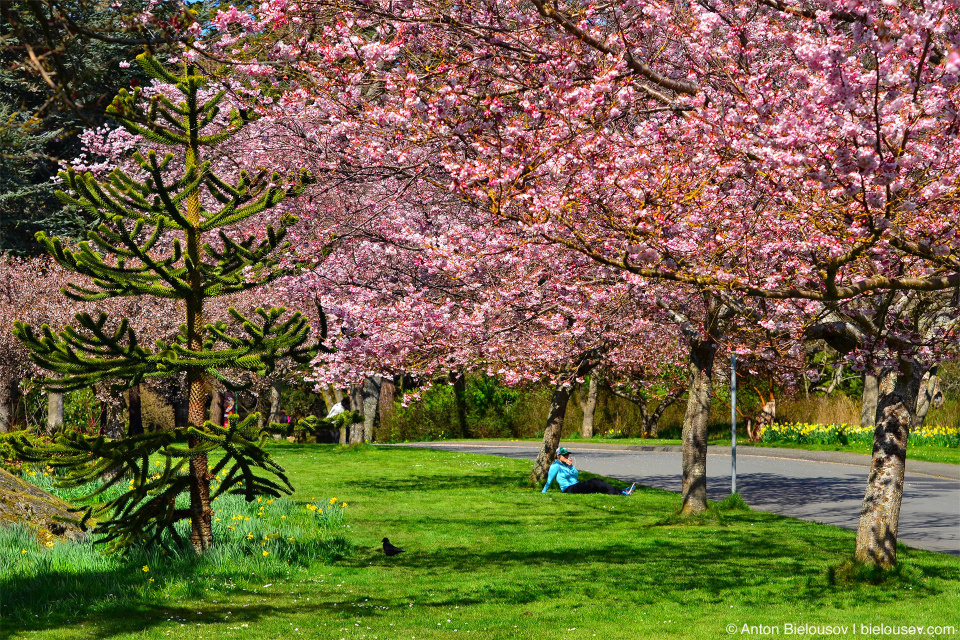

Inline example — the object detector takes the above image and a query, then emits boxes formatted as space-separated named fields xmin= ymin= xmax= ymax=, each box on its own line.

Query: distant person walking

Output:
xmin=542 ymin=447 xmax=636 ymax=496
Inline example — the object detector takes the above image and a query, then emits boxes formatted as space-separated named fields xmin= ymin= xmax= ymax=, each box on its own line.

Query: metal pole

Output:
xmin=731 ymin=353 xmax=737 ymax=495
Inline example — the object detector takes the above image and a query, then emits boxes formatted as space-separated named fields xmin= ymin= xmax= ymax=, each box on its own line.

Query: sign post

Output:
xmin=731 ymin=353 xmax=737 ymax=495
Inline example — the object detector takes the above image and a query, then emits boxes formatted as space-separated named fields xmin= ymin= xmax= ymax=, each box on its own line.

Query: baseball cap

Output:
xmin=557 ymin=447 xmax=571 ymax=456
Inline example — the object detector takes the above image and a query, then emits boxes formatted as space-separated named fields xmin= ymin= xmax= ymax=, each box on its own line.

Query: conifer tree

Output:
xmin=12 ymin=53 xmax=319 ymax=552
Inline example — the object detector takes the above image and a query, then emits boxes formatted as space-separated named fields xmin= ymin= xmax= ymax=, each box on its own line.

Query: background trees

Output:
xmin=2 ymin=0 xmax=957 ymax=568
xmin=222 ymin=0 xmax=960 ymax=565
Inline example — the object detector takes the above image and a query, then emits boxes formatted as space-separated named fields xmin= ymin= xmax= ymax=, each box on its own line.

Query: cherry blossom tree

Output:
xmin=197 ymin=0 xmax=960 ymax=564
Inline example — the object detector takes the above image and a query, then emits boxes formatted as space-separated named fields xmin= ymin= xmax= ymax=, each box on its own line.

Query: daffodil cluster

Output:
xmin=305 ymin=497 xmax=347 ymax=529
xmin=761 ymin=422 xmax=959 ymax=447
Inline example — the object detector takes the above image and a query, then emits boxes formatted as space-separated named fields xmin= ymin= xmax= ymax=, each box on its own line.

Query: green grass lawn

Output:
xmin=3 ymin=443 xmax=959 ymax=640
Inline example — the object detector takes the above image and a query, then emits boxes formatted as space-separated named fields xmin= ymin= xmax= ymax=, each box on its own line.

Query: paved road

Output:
xmin=390 ymin=441 xmax=960 ymax=555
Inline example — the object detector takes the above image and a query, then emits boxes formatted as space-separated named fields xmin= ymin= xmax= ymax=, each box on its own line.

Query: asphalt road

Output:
xmin=390 ymin=441 xmax=960 ymax=556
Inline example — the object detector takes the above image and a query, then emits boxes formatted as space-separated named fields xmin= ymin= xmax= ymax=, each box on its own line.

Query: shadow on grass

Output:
xmin=4 ymin=448 xmax=954 ymax=638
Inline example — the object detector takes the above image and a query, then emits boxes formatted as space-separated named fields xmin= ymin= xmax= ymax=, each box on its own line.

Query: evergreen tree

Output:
xmin=11 ymin=53 xmax=319 ymax=552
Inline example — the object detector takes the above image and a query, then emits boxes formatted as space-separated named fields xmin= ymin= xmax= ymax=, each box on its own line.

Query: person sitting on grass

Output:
xmin=541 ymin=447 xmax=636 ymax=496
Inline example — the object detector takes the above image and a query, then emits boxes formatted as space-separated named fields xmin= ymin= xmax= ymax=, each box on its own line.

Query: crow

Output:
xmin=382 ymin=537 xmax=405 ymax=557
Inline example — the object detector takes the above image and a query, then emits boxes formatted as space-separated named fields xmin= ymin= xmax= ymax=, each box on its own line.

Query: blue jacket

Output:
xmin=542 ymin=460 xmax=579 ymax=493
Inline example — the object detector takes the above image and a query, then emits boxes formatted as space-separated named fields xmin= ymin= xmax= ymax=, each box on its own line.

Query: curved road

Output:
xmin=391 ymin=441 xmax=960 ymax=555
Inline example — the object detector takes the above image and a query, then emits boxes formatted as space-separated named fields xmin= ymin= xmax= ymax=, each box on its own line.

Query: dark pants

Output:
xmin=562 ymin=478 xmax=623 ymax=495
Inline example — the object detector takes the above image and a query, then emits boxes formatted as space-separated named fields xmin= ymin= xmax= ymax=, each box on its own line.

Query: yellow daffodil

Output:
xmin=142 ymin=565 xmax=149 ymax=572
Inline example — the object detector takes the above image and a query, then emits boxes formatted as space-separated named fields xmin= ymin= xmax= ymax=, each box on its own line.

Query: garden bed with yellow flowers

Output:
xmin=760 ymin=422 xmax=959 ymax=448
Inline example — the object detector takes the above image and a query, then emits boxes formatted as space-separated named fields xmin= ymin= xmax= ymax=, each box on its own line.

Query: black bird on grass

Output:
xmin=382 ymin=538 xmax=405 ymax=557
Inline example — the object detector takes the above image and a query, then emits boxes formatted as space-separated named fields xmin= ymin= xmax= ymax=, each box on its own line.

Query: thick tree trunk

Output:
xmin=47 ymin=391 xmax=64 ymax=435
xmin=379 ymin=378 xmax=396 ymax=424
xmin=581 ymin=375 xmax=598 ymax=438
xmin=187 ymin=372 xmax=213 ymax=553
xmin=680 ymin=339 xmax=716 ymax=514
xmin=530 ymin=383 xmax=573 ymax=483
xmin=126 ymin=384 xmax=143 ymax=436
xmin=451 ymin=372 xmax=469 ymax=438
xmin=861 ymin=372 xmax=879 ymax=428
xmin=854 ymin=362 xmax=922 ymax=567
xmin=361 ymin=376 xmax=382 ymax=442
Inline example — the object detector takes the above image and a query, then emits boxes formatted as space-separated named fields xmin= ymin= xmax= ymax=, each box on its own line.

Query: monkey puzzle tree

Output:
xmin=11 ymin=53 xmax=317 ymax=552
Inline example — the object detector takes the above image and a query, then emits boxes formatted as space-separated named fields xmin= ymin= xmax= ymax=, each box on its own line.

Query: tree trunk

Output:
xmin=379 ymin=377 xmax=396 ymax=424
xmin=349 ymin=384 xmax=364 ymax=443
xmin=268 ymin=381 xmax=283 ymax=425
xmin=861 ymin=371 xmax=879 ymax=428
xmin=0 ymin=378 xmax=20 ymax=433
xmin=581 ymin=375 xmax=598 ymax=438
xmin=451 ymin=372 xmax=469 ymax=438
xmin=319 ymin=385 xmax=334 ymax=414
xmin=0 ymin=380 xmax=12 ymax=433
xmin=187 ymin=372 xmax=213 ymax=553
xmin=126 ymin=384 xmax=143 ymax=436
xmin=854 ymin=360 xmax=923 ymax=567
xmin=680 ymin=339 xmax=716 ymax=514
xmin=644 ymin=392 xmax=682 ymax=438
xmin=530 ymin=383 xmax=573 ymax=483
xmin=46 ymin=391 xmax=64 ymax=435
xmin=362 ymin=376 xmax=382 ymax=442
xmin=268 ymin=380 xmax=283 ymax=439
xmin=209 ymin=389 xmax=223 ymax=428
xmin=256 ymin=386 xmax=271 ymax=432
xmin=914 ymin=367 xmax=940 ymax=429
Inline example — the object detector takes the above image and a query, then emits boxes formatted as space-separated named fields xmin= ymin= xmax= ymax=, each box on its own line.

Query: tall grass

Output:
xmin=1 ymin=469 xmax=353 ymax=631
xmin=777 ymin=394 xmax=863 ymax=426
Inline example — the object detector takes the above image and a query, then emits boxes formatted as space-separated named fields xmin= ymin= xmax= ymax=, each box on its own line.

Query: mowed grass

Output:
xmin=2 ymin=443 xmax=959 ymax=640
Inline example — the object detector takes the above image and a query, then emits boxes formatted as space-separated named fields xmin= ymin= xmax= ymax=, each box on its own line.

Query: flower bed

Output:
xmin=761 ymin=422 xmax=960 ymax=448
